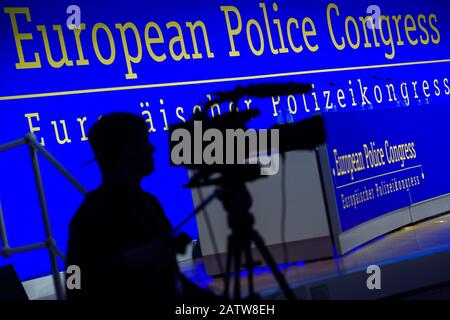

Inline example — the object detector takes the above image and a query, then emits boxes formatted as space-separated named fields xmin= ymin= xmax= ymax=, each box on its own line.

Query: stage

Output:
xmin=181 ymin=211 xmax=450 ymax=299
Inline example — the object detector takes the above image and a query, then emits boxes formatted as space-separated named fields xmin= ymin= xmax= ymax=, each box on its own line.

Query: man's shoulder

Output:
xmin=80 ymin=187 xmax=109 ymax=210
xmin=141 ymin=191 xmax=160 ymax=203
xmin=141 ymin=191 xmax=165 ymax=210
xmin=70 ymin=187 xmax=111 ymax=224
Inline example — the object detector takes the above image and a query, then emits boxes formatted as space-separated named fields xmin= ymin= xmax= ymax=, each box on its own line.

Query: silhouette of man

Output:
xmin=66 ymin=113 xmax=203 ymax=300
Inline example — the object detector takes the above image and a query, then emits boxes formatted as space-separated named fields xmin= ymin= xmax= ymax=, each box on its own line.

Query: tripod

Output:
xmin=219 ymin=183 xmax=296 ymax=300
xmin=174 ymin=180 xmax=296 ymax=300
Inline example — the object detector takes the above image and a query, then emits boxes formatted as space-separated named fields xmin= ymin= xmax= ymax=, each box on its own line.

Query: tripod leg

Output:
xmin=244 ymin=244 xmax=255 ymax=299
xmin=233 ymin=239 xmax=242 ymax=301
xmin=224 ymin=236 xmax=233 ymax=300
xmin=251 ymin=230 xmax=297 ymax=300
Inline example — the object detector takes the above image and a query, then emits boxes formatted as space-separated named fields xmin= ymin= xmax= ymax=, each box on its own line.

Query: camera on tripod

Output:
xmin=169 ymin=82 xmax=327 ymax=300
xmin=169 ymin=82 xmax=326 ymax=187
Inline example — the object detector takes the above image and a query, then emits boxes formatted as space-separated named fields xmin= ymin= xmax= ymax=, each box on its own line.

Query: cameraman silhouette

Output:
xmin=66 ymin=113 xmax=211 ymax=300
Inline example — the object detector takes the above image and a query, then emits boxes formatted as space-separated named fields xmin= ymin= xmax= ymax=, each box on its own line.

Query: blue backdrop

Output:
xmin=0 ymin=0 xmax=449 ymax=280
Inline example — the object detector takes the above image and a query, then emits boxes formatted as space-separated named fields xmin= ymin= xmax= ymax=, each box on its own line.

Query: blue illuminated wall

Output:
xmin=0 ymin=0 xmax=449 ymax=280
xmin=323 ymin=105 xmax=450 ymax=232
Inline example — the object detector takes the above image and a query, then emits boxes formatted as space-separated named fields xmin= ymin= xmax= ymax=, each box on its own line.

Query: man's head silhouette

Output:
xmin=88 ymin=113 xmax=155 ymax=181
